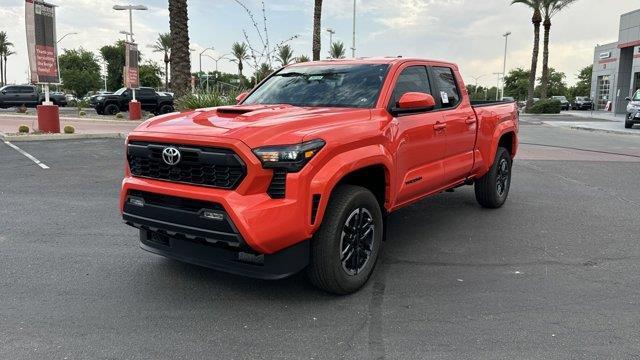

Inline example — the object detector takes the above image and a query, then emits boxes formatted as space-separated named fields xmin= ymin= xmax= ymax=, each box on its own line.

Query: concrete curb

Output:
xmin=0 ymin=113 xmax=145 ymax=124
xmin=3 ymin=132 xmax=127 ymax=142
xmin=567 ymin=125 xmax=640 ymax=137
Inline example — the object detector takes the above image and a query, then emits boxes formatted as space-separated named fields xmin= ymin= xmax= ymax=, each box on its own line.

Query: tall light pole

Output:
xmin=206 ymin=53 xmax=231 ymax=73
xmin=113 ymin=4 xmax=147 ymax=105
xmin=56 ymin=32 xmax=78 ymax=44
xmin=501 ymin=31 xmax=511 ymax=100
xmin=470 ymin=74 xmax=489 ymax=99
xmin=351 ymin=0 xmax=356 ymax=58
xmin=493 ymin=72 xmax=503 ymax=101
xmin=199 ymin=47 xmax=214 ymax=73
xmin=326 ymin=28 xmax=335 ymax=51
xmin=113 ymin=5 xmax=148 ymax=43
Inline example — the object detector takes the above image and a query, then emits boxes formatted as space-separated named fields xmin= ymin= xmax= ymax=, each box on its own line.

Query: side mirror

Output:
xmin=1 ymin=90 xmax=6 ymax=94
xmin=625 ymin=97 xmax=632 ymax=101
xmin=236 ymin=91 xmax=249 ymax=104
xmin=393 ymin=92 xmax=436 ymax=115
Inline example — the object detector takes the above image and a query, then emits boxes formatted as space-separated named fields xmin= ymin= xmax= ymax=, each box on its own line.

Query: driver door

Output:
xmin=390 ymin=65 xmax=446 ymax=205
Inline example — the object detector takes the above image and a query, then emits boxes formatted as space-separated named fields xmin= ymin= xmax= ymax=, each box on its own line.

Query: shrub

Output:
xmin=527 ymin=99 xmax=562 ymax=114
xmin=67 ymin=99 xmax=78 ymax=107
xmin=17 ymin=105 xmax=28 ymax=114
xmin=63 ymin=125 xmax=75 ymax=134
xmin=115 ymin=112 xmax=124 ymax=119
xmin=79 ymin=111 xmax=86 ymax=117
xmin=175 ymin=89 xmax=241 ymax=111
xmin=18 ymin=125 xmax=30 ymax=133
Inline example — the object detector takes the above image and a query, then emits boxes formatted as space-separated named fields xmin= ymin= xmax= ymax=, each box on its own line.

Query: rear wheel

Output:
xmin=159 ymin=104 xmax=174 ymax=114
xmin=307 ymin=185 xmax=383 ymax=294
xmin=104 ymin=104 xmax=119 ymax=116
xmin=474 ymin=147 xmax=512 ymax=209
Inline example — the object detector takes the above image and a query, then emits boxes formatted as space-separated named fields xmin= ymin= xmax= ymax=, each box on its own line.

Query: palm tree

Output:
xmin=255 ymin=63 xmax=273 ymax=84
xmin=539 ymin=0 xmax=577 ymax=99
xmin=169 ymin=0 xmax=191 ymax=98
xmin=231 ymin=42 xmax=250 ymax=78
xmin=276 ymin=44 xmax=294 ymax=66
xmin=511 ymin=0 xmax=543 ymax=109
xmin=329 ymin=41 xmax=346 ymax=59
xmin=151 ymin=32 xmax=171 ymax=91
xmin=0 ymin=31 xmax=14 ymax=86
xmin=312 ymin=0 xmax=323 ymax=61
xmin=296 ymin=55 xmax=310 ymax=63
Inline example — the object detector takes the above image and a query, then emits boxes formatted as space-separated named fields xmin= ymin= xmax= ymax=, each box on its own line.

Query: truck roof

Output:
xmin=287 ymin=57 xmax=458 ymax=69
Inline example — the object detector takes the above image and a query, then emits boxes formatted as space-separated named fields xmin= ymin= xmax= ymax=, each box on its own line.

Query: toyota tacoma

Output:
xmin=120 ymin=58 xmax=519 ymax=294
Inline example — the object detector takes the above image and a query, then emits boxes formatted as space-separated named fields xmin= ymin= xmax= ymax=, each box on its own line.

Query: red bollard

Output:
xmin=129 ymin=101 xmax=142 ymax=120
xmin=37 ymin=104 xmax=60 ymax=133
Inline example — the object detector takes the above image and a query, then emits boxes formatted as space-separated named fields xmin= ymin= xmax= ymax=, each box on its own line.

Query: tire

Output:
xmin=626 ymin=120 xmax=634 ymax=129
xmin=307 ymin=185 xmax=383 ymax=295
xmin=96 ymin=108 xmax=104 ymax=115
xmin=104 ymin=104 xmax=119 ymax=116
xmin=474 ymin=147 xmax=512 ymax=209
xmin=159 ymin=104 xmax=174 ymax=114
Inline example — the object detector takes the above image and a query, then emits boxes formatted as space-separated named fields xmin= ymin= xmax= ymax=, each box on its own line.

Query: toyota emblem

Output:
xmin=162 ymin=147 xmax=181 ymax=166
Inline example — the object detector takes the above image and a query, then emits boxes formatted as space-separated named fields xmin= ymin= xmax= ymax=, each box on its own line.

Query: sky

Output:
xmin=0 ymin=0 xmax=639 ymax=88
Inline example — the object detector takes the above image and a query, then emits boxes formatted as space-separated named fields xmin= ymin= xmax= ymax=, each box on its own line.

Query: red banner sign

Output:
xmin=25 ymin=0 xmax=60 ymax=84
xmin=124 ymin=42 xmax=139 ymax=88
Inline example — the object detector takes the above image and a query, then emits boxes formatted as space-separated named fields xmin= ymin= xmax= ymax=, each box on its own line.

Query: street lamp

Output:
xmin=501 ymin=31 xmax=511 ymax=100
xmin=471 ymin=74 xmax=489 ymax=88
xmin=56 ymin=32 xmax=78 ymax=44
xmin=351 ymin=0 xmax=356 ymax=58
xmin=205 ymin=53 xmax=232 ymax=73
xmin=493 ymin=72 xmax=503 ymax=101
xmin=199 ymin=47 xmax=214 ymax=73
xmin=113 ymin=4 xmax=148 ymax=43
xmin=119 ymin=30 xmax=133 ymax=42
xmin=325 ymin=28 xmax=336 ymax=48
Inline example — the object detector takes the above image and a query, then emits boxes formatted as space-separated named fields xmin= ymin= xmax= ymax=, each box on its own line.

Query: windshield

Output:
xmin=243 ymin=64 xmax=390 ymax=108
xmin=553 ymin=96 xmax=567 ymax=101
xmin=113 ymin=88 xmax=128 ymax=96
xmin=633 ymin=91 xmax=640 ymax=101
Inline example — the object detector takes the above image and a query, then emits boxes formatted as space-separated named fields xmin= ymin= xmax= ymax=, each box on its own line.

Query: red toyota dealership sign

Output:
xmin=125 ymin=42 xmax=140 ymax=88
xmin=25 ymin=0 xmax=60 ymax=84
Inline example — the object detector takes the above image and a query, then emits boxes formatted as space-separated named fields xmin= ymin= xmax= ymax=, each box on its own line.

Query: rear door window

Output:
xmin=388 ymin=66 xmax=432 ymax=108
xmin=431 ymin=67 xmax=460 ymax=108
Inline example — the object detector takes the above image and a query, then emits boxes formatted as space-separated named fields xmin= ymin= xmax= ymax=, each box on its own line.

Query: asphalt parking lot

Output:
xmin=1 ymin=118 xmax=640 ymax=359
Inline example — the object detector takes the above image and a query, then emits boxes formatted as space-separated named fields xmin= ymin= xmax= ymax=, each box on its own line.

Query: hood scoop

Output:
xmin=216 ymin=106 xmax=255 ymax=115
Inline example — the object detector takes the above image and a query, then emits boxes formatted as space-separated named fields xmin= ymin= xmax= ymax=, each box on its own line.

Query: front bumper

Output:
xmin=627 ymin=111 xmax=640 ymax=124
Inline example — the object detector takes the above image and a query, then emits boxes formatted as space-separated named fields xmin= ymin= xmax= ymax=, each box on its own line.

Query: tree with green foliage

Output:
xmin=231 ymin=42 xmax=250 ymax=79
xmin=536 ymin=68 xmax=567 ymax=97
xmin=150 ymin=33 xmax=171 ymax=90
xmin=276 ymin=44 xmax=294 ymax=66
xmin=329 ymin=41 xmax=346 ymax=59
xmin=254 ymin=63 xmax=273 ymax=84
xmin=503 ymin=68 xmax=531 ymax=100
xmin=58 ymin=48 xmax=102 ymax=97
xmin=100 ymin=41 xmax=126 ymax=91
xmin=312 ymin=0 xmax=323 ymax=61
xmin=511 ymin=0 xmax=543 ymax=108
xmin=0 ymin=31 xmax=15 ymax=86
xmin=296 ymin=54 xmax=310 ymax=63
xmin=571 ymin=65 xmax=592 ymax=98
xmin=139 ymin=61 xmax=163 ymax=89
xmin=540 ymin=0 xmax=578 ymax=99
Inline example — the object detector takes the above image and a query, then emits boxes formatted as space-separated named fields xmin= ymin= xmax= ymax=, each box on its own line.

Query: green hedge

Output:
xmin=527 ymin=99 xmax=561 ymax=114
xmin=175 ymin=90 xmax=241 ymax=111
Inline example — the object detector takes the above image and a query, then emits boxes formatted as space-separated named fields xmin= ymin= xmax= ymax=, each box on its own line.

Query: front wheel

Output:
xmin=307 ymin=185 xmax=383 ymax=295
xmin=625 ymin=120 xmax=634 ymax=129
xmin=474 ymin=147 xmax=512 ymax=209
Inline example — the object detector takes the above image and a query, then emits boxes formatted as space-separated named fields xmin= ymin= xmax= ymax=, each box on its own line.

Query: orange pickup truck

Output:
xmin=121 ymin=58 xmax=519 ymax=294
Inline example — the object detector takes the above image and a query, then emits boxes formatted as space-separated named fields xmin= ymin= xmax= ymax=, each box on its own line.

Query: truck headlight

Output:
xmin=253 ymin=139 xmax=325 ymax=172
xmin=96 ymin=96 xmax=105 ymax=101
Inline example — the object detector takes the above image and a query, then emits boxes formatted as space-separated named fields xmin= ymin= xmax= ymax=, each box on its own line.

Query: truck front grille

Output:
xmin=127 ymin=141 xmax=246 ymax=189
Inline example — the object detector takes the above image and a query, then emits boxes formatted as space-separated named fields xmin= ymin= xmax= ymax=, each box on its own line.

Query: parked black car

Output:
xmin=571 ymin=96 xmax=594 ymax=110
xmin=0 ymin=85 xmax=67 ymax=108
xmin=551 ymin=96 xmax=570 ymax=111
xmin=90 ymin=87 xmax=174 ymax=115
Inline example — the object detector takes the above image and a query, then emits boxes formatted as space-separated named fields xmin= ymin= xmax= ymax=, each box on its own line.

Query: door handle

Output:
xmin=434 ymin=122 xmax=447 ymax=131
xmin=465 ymin=116 xmax=477 ymax=124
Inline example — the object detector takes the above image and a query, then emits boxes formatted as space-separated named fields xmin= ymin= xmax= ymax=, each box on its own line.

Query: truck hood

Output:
xmin=134 ymin=104 xmax=372 ymax=148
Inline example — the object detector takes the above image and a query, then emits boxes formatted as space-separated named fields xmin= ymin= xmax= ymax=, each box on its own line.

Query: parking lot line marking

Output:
xmin=2 ymin=140 xmax=50 ymax=169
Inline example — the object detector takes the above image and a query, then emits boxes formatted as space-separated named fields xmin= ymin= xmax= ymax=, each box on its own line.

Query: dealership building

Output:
xmin=591 ymin=9 xmax=640 ymax=113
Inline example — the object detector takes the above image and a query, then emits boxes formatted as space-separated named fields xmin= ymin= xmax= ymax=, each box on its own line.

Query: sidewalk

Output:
xmin=543 ymin=120 xmax=640 ymax=136
xmin=562 ymin=110 xmax=625 ymax=122
xmin=0 ymin=114 xmax=142 ymax=136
